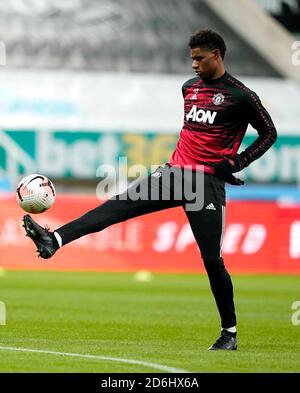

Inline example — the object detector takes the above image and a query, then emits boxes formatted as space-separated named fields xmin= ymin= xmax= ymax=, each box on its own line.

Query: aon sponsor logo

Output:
xmin=186 ymin=105 xmax=217 ymax=124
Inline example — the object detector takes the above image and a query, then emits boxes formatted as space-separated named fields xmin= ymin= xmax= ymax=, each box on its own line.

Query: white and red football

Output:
xmin=16 ymin=174 xmax=56 ymax=214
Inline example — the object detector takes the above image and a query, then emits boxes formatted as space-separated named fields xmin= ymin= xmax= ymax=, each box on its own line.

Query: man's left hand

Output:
xmin=215 ymin=155 xmax=243 ymax=177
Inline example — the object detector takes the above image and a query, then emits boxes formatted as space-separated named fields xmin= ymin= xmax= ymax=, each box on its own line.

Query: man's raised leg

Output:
xmin=23 ymin=168 xmax=183 ymax=258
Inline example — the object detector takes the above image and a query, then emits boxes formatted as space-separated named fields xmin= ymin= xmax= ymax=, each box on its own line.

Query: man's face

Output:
xmin=191 ymin=47 xmax=220 ymax=80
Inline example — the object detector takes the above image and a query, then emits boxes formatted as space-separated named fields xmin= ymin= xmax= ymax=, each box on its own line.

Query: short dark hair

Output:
xmin=189 ymin=29 xmax=226 ymax=59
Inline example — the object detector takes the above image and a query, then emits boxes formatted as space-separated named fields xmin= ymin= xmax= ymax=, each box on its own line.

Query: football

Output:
xmin=16 ymin=174 xmax=56 ymax=214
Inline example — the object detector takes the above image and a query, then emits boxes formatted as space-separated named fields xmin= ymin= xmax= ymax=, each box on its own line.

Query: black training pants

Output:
xmin=56 ymin=164 xmax=236 ymax=328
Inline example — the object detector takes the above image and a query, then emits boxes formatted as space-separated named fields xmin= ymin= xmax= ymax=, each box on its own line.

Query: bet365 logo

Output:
xmin=291 ymin=301 xmax=300 ymax=326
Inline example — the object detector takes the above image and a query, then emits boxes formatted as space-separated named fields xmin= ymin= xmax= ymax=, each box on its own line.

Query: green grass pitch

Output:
xmin=0 ymin=270 xmax=299 ymax=372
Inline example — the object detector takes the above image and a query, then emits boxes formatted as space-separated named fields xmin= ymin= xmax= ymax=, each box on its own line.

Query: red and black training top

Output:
xmin=169 ymin=71 xmax=277 ymax=174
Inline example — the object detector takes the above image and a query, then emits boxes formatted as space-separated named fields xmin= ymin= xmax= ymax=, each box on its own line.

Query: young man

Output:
xmin=22 ymin=29 xmax=277 ymax=350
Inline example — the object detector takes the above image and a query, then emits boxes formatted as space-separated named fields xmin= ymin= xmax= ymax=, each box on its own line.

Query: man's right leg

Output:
xmin=23 ymin=167 xmax=183 ymax=258
xmin=56 ymin=191 xmax=180 ymax=246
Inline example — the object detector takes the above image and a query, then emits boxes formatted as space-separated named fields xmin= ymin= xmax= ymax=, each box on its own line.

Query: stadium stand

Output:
xmin=255 ymin=0 xmax=300 ymax=35
xmin=0 ymin=0 xmax=281 ymax=76
xmin=207 ymin=0 xmax=300 ymax=84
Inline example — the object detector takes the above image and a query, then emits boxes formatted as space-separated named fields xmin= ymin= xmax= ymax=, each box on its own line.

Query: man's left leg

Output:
xmin=184 ymin=174 xmax=237 ymax=350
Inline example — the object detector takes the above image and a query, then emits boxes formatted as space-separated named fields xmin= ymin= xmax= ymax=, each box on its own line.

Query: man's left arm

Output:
xmin=217 ymin=90 xmax=277 ymax=176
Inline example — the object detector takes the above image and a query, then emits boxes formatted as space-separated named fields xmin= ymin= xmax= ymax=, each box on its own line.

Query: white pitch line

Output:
xmin=0 ymin=346 xmax=190 ymax=373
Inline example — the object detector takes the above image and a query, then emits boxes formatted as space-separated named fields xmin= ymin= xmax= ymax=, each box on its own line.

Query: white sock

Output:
xmin=54 ymin=231 xmax=62 ymax=248
xmin=222 ymin=326 xmax=236 ymax=333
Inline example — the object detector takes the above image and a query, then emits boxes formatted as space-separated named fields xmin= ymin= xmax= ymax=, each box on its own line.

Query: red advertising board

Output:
xmin=1 ymin=193 xmax=300 ymax=274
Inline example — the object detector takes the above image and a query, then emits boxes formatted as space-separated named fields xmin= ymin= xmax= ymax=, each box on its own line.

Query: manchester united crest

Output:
xmin=212 ymin=93 xmax=225 ymax=105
